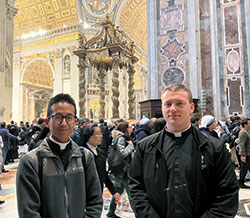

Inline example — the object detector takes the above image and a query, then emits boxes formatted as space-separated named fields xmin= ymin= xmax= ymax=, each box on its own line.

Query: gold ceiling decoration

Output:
xmin=22 ymin=59 xmax=53 ymax=88
xmin=118 ymin=0 xmax=147 ymax=53
xmin=14 ymin=0 xmax=78 ymax=39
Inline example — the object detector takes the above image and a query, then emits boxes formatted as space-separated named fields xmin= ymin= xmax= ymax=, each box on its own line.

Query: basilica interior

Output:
xmin=1 ymin=0 xmax=250 ymax=123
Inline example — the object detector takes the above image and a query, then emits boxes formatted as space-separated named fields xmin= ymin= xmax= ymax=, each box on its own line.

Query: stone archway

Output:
xmin=21 ymin=58 xmax=53 ymax=122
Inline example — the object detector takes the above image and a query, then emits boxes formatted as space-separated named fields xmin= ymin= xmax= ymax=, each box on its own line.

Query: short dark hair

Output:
xmin=99 ymin=119 xmax=104 ymax=123
xmin=47 ymin=93 xmax=77 ymax=118
xmin=241 ymin=118 xmax=250 ymax=128
xmin=1 ymin=122 xmax=6 ymax=128
xmin=37 ymin=118 xmax=45 ymax=125
xmin=83 ymin=123 xmax=99 ymax=143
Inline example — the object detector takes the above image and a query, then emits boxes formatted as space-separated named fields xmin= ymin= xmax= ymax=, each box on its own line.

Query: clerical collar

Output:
xmin=87 ymin=143 xmax=97 ymax=155
xmin=165 ymin=125 xmax=192 ymax=138
xmin=50 ymin=136 xmax=70 ymax=150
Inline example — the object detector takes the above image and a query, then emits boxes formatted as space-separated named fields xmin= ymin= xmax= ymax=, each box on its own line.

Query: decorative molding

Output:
xmin=6 ymin=5 xmax=18 ymax=22
xmin=54 ymin=48 xmax=65 ymax=59
xmin=14 ymin=32 xmax=79 ymax=53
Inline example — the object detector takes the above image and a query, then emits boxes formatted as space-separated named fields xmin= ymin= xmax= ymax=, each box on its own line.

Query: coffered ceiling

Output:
xmin=14 ymin=0 xmax=147 ymax=54
xmin=14 ymin=0 xmax=78 ymax=39
xmin=118 ymin=0 xmax=147 ymax=54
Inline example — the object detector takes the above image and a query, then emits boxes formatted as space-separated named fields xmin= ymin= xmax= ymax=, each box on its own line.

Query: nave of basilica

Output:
xmin=1 ymin=1 xmax=250 ymax=217
xmin=1 ymin=0 xmax=250 ymax=123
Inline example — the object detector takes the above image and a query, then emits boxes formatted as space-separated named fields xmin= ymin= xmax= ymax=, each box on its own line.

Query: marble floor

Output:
xmin=0 ymin=161 xmax=249 ymax=218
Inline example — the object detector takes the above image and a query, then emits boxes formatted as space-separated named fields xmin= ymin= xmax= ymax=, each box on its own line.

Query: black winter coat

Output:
xmin=84 ymin=145 xmax=117 ymax=195
xmin=128 ymin=126 xmax=239 ymax=218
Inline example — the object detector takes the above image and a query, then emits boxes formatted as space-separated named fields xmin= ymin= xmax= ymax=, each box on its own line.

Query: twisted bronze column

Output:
xmin=111 ymin=56 xmax=120 ymax=118
xmin=98 ymin=67 xmax=106 ymax=119
xmin=128 ymin=63 xmax=136 ymax=119
xmin=78 ymin=57 xmax=88 ymax=117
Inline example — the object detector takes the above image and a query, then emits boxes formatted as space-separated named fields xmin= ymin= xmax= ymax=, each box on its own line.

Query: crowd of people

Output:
xmin=0 ymin=84 xmax=249 ymax=217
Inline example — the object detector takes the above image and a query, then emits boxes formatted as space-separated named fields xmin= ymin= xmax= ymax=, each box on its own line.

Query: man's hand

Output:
xmin=114 ymin=192 xmax=120 ymax=205
xmin=241 ymin=156 xmax=246 ymax=163
xmin=17 ymin=136 xmax=21 ymax=141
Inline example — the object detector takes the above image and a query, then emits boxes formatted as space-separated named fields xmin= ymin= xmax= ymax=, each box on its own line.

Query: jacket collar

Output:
xmin=150 ymin=125 xmax=210 ymax=151
xmin=38 ymin=138 xmax=83 ymax=158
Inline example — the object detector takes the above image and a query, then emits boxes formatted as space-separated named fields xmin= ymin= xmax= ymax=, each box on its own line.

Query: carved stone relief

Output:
xmin=160 ymin=5 xmax=184 ymax=35
xmin=162 ymin=66 xmax=185 ymax=87
xmin=63 ymin=55 xmax=71 ymax=76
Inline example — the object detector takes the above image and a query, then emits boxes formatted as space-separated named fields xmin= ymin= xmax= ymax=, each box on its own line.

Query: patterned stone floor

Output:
xmin=0 ymin=161 xmax=249 ymax=218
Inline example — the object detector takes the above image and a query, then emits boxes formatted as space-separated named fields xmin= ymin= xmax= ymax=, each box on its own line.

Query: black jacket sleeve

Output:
xmin=128 ymin=144 xmax=161 ymax=218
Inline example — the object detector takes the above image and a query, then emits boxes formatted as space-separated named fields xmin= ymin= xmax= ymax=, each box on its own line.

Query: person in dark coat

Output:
xmin=150 ymin=118 xmax=166 ymax=134
xmin=134 ymin=118 xmax=152 ymax=142
xmin=26 ymin=118 xmax=45 ymax=151
xmin=82 ymin=124 xmax=120 ymax=205
xmin=128 ymin=84 xmax=238 ymax=218
xmin=199 ymin=115 xmax=219 ymax=139
xmin=0 ymin=122 xmax=20 ymax=172
xmin=7 ymin=122 xmax=19 ymax=162
xmin=98 ymin=119 xmax=112 ymax=158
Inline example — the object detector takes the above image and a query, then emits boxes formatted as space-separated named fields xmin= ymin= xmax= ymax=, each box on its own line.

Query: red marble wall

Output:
xmin=199 ymin=0 xmax=213 ymax=114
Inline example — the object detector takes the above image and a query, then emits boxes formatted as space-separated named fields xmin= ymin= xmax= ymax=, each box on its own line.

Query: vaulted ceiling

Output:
xmin=14 ymin=0 xmax=78 ymax=39
xmin=14 ymin=0 xmax=147 ymax=54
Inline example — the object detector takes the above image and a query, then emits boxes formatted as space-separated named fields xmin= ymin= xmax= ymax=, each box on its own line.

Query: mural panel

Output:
xmin=226 ymin=78 xmax=243 ymax=115
xmin=224 ymin=5 xmax=239 ymax=45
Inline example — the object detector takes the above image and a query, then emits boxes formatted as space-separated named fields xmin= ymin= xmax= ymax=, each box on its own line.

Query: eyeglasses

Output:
xmin=49 ymin=114 xmax=77 ymax=124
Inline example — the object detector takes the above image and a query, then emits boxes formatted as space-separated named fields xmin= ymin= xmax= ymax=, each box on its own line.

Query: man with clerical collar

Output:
xmin=128 ymin=84 xmax=239 ymax=218
xmin=16 ymin=93 xmax=103 ymax=218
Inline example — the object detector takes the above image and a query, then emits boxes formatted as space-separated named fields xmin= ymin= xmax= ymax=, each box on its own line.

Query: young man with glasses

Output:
xmin=16 ymin=93 xmax=103 ymax=218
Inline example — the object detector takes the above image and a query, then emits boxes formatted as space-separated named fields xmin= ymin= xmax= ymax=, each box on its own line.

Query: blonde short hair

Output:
xmin=161 ymin=84 xmax=193 ymax=103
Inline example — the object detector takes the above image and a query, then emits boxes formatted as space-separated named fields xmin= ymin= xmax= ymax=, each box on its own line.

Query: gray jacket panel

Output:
xmin=16 ymin=139 xmax=103 ymax=218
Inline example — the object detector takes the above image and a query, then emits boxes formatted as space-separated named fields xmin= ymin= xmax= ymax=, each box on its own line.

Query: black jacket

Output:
xmin=128 ymin=126 xmax=239 ymax=218
xmin=134 ymin=125 xmax=151 ymax=142
xmin=84 ymin=145 xmax=117 ymax=195
xmin=199 ymin=127 xmax=219 ymax=139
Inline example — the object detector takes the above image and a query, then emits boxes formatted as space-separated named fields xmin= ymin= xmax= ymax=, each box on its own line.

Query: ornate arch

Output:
xmin=21 ymin=58 xmax=54 ymax=121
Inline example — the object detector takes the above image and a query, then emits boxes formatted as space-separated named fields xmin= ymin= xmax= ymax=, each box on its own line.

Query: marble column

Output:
xmin=78 ymin=57 xmax=88 ymax=118
xmin=243 ymin=0 xmax=250 ymax=117
xmin=147 ymin=0 xmax=160 ymax=99
xmin=111 ymin=55 xmax=120 ymax=119
xmin=187 ymin=0 xmax=202 ymax=99
xmin=0 ymin=0 xmax=17 ymax=122
xmin=209 ymin=0 xmax=222 ymax=119
xmin=69 ymin=47 xmax=79 ymax=105
xmin=0 ymin=1 xmax=5 ymax=74
xmin=12 ymin=54 xmax=21 ymax=121
xmin=128 ymin=63 xmax=136 ymax=120
xmin=53 ymin=49 xmax=64 ymax=95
